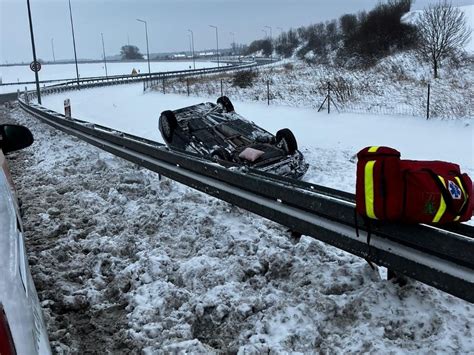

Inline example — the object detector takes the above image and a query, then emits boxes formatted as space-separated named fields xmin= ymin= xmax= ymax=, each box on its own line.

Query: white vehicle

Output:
xmin=0 ymin=124 xmax=51 ymax=354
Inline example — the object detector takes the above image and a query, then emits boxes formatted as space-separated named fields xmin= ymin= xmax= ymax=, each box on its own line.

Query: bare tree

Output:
xmin=416 ymin=1 xmax=471 ymax=78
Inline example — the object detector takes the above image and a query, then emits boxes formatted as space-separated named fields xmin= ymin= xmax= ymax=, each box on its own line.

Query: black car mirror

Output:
xmin=0 ymin=124 xmax=34 ymax=154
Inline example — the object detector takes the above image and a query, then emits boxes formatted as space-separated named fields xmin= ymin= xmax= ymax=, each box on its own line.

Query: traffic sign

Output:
xmin=30 ymin=61 xmax=42 ymax=72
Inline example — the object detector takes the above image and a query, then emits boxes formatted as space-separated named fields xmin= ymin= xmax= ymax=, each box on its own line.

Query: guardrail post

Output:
xmin=220 ymin=79 xmax=223 ymax=97
xmin=143 ymin=80 xmax=145 ymax=92
xmin=187 ymin=78 xmax=190 ymax=96
xmin=162 ymin=78 xmax=165 ymax=94
xmin=24 ymin=87 xmax=29 ymax=104
xmin=64 ymin=98 xmax=71 ymax=118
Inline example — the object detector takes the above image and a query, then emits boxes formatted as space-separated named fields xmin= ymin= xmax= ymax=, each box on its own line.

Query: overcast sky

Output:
xmin=0 ymin=0 xmax=471 ymax=64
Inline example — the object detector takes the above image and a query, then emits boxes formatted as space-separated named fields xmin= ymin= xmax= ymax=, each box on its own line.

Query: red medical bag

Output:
xmin=356 ymin=146 xmax=473 ymax=224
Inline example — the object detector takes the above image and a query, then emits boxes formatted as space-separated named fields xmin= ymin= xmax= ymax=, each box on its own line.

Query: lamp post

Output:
xmin=136 ymin=19 xmax=151 ymax=76
xmin=229 ymin=31 xmax=235 ymax=55
xmin=51 ymin=38 xmax=56 ymax=62
xmin=101 ymin=33 xmax=108 ymax=78
xmin=68 ymin=0 xmax=80 ymax=86
xmin=265 ymin=25 xmax=273 ymax=60
xmin=26 ymin=0 xmax=41 ymax=104
xmin=209 ymin=25 xmax=219 ymax=67
xmin=188 ymin=29 xmax=195 ymax=70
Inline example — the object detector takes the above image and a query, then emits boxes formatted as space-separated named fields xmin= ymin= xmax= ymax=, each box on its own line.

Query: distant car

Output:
xmin=0 ymin=124 xmax=51 ymax=355
xmin=158 ymin=96 xmax=309 ymax=179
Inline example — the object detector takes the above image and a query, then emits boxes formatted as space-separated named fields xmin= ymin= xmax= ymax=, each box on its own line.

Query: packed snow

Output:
xmin=5 ymin=57 xmax=474 ymax=352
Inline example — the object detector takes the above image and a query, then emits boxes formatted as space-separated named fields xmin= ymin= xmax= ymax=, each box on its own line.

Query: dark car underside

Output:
xmin=159 ymin=97 xmax=308 ymax=179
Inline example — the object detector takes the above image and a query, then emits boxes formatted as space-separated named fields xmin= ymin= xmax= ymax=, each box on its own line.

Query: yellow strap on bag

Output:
xmin=432 ymin=176 xmax=447 ymax=223
xmin=364 ymin=160 xmax=377 ymax=219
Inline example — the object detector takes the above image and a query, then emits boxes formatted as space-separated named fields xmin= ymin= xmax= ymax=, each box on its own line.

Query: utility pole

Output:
xmin=265 ymin=25 xmax=273 ymax=60
xmin=188 ymin=29 xmax=195 ymax=70
xmin=26 ymin=0 xmax=41 ymax=104
xmin=137 ymin=19 xmax=151 ymax=76
xmin=51 ymin=38 xmax=56 ymax=62
xmin=68 ymin=0 xmax=80 ymax=86
xmin=209 ymin=25 xmax=219 ymax=67
xmin=101 ymin=33 xmax=108 ymax=78
xmin=230 ymin=31 xmax=236 ymax=55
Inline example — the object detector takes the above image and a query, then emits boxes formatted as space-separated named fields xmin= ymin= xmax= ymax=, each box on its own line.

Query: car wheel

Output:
xmin=217 ymin=96 xmax=234 ymax=113
xmin=159 ymin=110 xmax=177 ymax=143
xmin=276 ymin=128 xmax=298 ymax=154
xmin=211 ymin=148 xmax=231 ymax=162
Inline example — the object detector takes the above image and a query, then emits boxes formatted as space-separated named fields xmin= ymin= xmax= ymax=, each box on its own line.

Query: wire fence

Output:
xmin=146 ymin=72 xmax=472 ymax=120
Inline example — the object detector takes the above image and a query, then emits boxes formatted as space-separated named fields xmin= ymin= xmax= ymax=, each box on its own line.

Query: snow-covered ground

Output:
xmin=7 ymin=55 xmax=473 ymax=352
xmin=7 ymin=90 xmax=474 ymax=352
xmin=0 ymin=60 xmax=216 ymax=93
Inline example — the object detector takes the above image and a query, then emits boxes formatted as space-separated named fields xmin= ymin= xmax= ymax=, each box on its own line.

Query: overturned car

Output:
xmin=158 ymin=96 xmax=309 ymax=179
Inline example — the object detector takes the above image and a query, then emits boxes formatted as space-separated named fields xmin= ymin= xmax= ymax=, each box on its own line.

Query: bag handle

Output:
xmin=423 ymin=168 xmax=469 ymax=217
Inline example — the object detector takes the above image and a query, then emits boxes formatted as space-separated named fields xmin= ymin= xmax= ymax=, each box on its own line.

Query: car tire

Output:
xmin=211 ymin=148 xmax=231 ymax=162
xmin=276 ymin=128 xmax=298 ymax=154
xmin=159 ymin=110 xmax=177 ymax=144
xmin=217 ymin=96 xmax=234 ymax=113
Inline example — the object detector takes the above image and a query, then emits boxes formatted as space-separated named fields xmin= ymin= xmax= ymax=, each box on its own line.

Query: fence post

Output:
xmin=143 ymin=80 xmax=146 ymax=92
xmin=162 ymin=78 xmax=165 ymax=94
xmin=187 ymin=78 xmax=190 ymax=96
xmin=267 ymin=80 xmax=270 ymax=106
xmin=220 ymin=79 xmax=223 ymax=97
xmin=426 ymin=83 xmax=430 ymax=120
xmin=327 ymin=81 xmax=331 ymax=114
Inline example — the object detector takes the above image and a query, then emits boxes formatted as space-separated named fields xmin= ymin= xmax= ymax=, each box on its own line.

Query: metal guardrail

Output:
xmin=15 ymin=59 xmax=271 ymax=101
xmin=1 ymin=58 xmax=271 ymax=89
xmin=18 ymin=97 xmax=474 ymax=303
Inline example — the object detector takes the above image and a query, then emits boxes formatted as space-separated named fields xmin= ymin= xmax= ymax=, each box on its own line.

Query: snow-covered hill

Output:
xmin=153 ymin=52 xmax=474 ymax=120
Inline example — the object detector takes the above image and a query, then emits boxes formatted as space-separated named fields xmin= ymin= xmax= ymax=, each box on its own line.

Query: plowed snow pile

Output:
xmin=6 ymin=104 xmax=474 ymax=353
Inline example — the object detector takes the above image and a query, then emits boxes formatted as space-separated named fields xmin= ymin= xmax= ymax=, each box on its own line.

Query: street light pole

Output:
xmin=101 ymin=33 xmax=108 ymax=78
xmin=26 ymin=0 xmax=41 ymax=104
xmin=188 ymin=29 xmax=195 ymax=70
xmin=265 ymin=25 xmax=273 ymax=60
xmin=137 ymin=19 xmax=151 ymax=76
xmin=68 ymin=0 xmax=80 ymax=86
xmin=229 ymin=32 xmax=235 ymax=55
xmin=51 ymin=38 xmax=56 ymax=62
xmin=209 ymin=25 xmax=219 ymax=67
